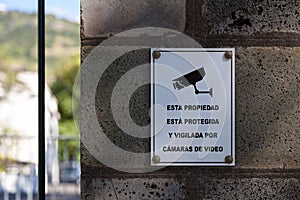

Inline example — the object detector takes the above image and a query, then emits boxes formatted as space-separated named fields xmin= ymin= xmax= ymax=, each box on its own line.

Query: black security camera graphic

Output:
xmin=172 ymin=67 xmax=213 ymax=97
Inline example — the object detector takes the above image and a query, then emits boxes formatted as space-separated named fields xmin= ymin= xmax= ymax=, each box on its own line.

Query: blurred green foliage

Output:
xmin=0 ymin=11 xmax=80 ymax=161
xmin=51 ymin=54 xmax=80 ymax=161
xmin=0 ymin=11 xmax=79 ymax=81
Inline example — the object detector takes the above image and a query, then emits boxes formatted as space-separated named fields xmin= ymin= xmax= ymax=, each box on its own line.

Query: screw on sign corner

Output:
xmin=152 ymin=51 xmax=161 ymax=59
xmin=225 ymin=155 xmax=233 ymax=164
xmin=224 ymin=51 xmax=233 ymax=59
xmin=152 ymin=155 xmax=161 ymax=163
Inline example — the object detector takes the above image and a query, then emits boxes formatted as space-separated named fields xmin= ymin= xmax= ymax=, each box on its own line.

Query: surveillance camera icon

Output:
xmin=172 ymin=67 xmax=213 ymax=97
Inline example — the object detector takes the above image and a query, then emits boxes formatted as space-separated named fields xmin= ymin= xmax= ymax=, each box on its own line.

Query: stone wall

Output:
xmin=81 ymin=0 xmax=300 ymax=199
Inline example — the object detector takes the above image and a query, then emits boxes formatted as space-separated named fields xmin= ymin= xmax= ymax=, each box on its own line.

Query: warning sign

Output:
xmin=151 ymin=48 xmax=235 ymax=166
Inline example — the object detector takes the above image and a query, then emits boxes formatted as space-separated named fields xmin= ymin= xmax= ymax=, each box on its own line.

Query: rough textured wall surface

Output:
xmin=81 ymin=0 xmax=300 ymax=199
xmin=81 ymin=0 xmax=186 ymax=37
xmin=203 ymin=0 xmax=300 ymax=34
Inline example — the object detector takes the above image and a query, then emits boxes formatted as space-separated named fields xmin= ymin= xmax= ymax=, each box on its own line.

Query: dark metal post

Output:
xmin=38 ymin=0 xmax=45 ymax=199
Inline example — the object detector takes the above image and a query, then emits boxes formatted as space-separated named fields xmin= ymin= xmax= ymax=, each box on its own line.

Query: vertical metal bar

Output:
xmin=38 ymin=0 xmax=46 ymax=199
xmin=63 ymin=140 xmax=69 ymax=161
xmin=27 ymin=191 xmax=33 ymax=200
xmin=4 ymin=192 xmax=8 ymax=200
xmin=16 ymin=191 xmax=21 ymax=200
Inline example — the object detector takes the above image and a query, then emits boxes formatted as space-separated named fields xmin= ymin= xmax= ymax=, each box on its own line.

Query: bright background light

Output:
xmin=0 ymin=0 xmax=80 ymax=22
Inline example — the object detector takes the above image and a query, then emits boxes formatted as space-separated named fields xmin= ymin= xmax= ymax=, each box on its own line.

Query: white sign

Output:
xmin=151 ymin=48 xmax=235 ymax=166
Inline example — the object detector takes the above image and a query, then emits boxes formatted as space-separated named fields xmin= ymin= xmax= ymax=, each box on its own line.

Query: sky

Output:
xmin=0 ymin=0 xmax=80 ymax=22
